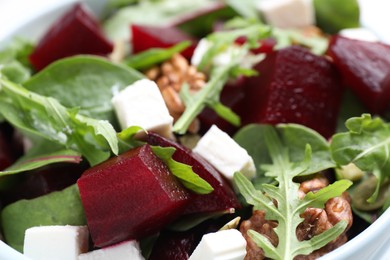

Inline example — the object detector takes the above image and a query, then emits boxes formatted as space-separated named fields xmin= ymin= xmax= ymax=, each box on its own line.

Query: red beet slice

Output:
xmin=77 ymin=144 xmax=190 ymax=247
xmin=131 ymin=24 xmax=196 ymax=59
xmin=147 ymin=132 xmax=241 ymax=215
xmin=242 ymin=46 xmax=343 ymax=138
xmin=327 ymin=35 xmax=390 ymax=114
xmin=29 ymin=3 xmax=113 ymax=71
xmin=0 ymin=123 xmax=23 ymax=171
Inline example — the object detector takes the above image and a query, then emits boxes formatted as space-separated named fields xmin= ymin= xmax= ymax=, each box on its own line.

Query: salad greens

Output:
xmin=24 ymin=55 xmax=143 ymax=125
xmin=314 ymin=0 xmax=360 ymax=34
xmin=151 ymin=146 xmax=214 ymax=194
xmin=234 ymin=125 xmax=352 ymax=259
xmin=331 ymin=114 xmax=390 ymax=205
xmin=0 ymin=78 xmax=118 ymax=166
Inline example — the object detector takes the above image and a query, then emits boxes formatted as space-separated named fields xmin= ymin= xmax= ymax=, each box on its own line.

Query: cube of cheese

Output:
xmin=111 ymin=79 xmax=174 ymax=139
xmin=23 ymin=225 xmax=89 ymax=260
xmin=193 ymin=125 xmax=256 ymax=181
xmin=257 ymin=0 xmax=315 ymax=29
xmin=189 ymin=229 xmax=247 ymax=260
xmin=78 ymin=240 xmax=144 ymax=260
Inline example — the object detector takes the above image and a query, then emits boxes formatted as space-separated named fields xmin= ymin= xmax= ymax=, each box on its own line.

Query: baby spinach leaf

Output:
xmin=234 ymin=125 xmax=351 ymax=259
xmin=151 ymin=145 xmax=214 ymax=194
xmin=103 ymin=0 xmax=217 ymax=40
xmin=314 ymin=0 xmax=360 ymax=34
xmin=0 ymin=78 xmax=118 ymax=166
xmin=331 ymin=114 xmax=390 ymax=202
xmin=0 ymin=38 xmax=34 ymax=83
xmin=24 ymin=55 xmax=143 ymax=125
xmin=1 ymin=184 xmax=86 ymax=252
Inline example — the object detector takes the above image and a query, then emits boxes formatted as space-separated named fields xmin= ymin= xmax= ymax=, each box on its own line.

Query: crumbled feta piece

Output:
xmin=23 ymin=225 xmax=89 ymax=260
xmin=78 ymin=240 xmax=144 ymax=260
xmin=339 ymin=28 xmax=379 ymax=42
xmin=193 ymin=125 xmax=256 ymax=181
xmin=111 ymin=79 xmax=174 ymax=139
xmin=189 ymin=229 xmax=247 ymax=260
xmin=256 ymin=0 xmax=315 ymax=28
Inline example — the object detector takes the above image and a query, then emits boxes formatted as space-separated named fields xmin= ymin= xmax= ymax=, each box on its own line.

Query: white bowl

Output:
xmin=0 ymin=0 xmax=390 ymax=259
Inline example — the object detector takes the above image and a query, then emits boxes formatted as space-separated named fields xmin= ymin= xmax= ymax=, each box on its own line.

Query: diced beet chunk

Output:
xmin=29 ymin=3 xmax=113 ymax=71
xmin=147 ymin=133 xmax=241 ymax=215
xmin=77 ymin=144 xmax=190 ymax=248
xmin=241 ymin=46 xmax=343 ymax=138
xmin=327 ymin=35 xmax=390 ymax=114
xmin=131 ymin=24 xmax=196 ymax=59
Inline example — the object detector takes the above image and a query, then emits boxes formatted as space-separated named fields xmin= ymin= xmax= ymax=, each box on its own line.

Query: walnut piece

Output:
xmin=240 ymin=175 xmax=353 ymax=260
xmin=145 ymin=54 xmax=207 ymax=134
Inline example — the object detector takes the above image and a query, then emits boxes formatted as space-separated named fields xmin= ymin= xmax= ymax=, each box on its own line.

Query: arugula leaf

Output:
xmin=117 ymin=125 xmax=146 ymax=153
xmin=314 ymin=0 xmax=360 ymax=34
xmin=151 ymin=145 xmax=213 ymax=194
xmin=234 ymin=126 xmax=351 ymax=259
xmin=24 ymin=55 xmax=143 ymax=126
xmin=0 ymin=78 xmax=118 ymax=166
xmin=173 ymin=64 xmax=240 ymax=134
xmin=234 ymin=124 xmax=335 ymax=187
xmin=331 ymin=114 xmax=390 ymax=202
xmin=124 ymin=41 xmax=191 ymax=70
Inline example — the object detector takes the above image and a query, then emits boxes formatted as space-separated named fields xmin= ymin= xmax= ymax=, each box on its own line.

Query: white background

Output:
xmin=0 ymin=0 xmax=389 ymax=43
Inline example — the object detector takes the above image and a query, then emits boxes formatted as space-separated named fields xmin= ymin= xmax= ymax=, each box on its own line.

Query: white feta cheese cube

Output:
xmin=189 ymin=229 xmax=247 ymax=260
xmin=257 ymin=0 xmax=315 ymax=29
xmin=193 ymin=125 xmax=256 ymax=181
xmin=111 ymin=79 xmax=174 ymax=139
xmin=339 ymin=28 xmax=379 ymax=42
xmin=78 ymin=240 xmax=144 ymax=260
xmin=23 ymin=225 xmax=89 ymax=260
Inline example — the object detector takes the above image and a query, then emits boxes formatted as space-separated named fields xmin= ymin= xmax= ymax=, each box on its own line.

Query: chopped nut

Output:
xmin=145 ymin=66 xmax=160 ymax=80
xmin=144 ymin=53 xmax=207 ymax=134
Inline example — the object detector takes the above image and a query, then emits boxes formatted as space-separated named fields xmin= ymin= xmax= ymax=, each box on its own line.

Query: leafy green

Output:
xmin=314 ymin=0 xmax=360 ymax=34
xmin=0 ymin=38 xmax=34 ymax=83
xmin=0 ymin=78 xmax=118 ymax=166
xmin=124 ymin=41 xmax=191 ymax=70
xmin=173 ymin=64 xmax=240 ymax=134
xmin=234 ymin=126 xmax=352 ymax=259
xmin=24 ymin=55 xmax=143 ymax=125
xmin=103 ymin=0 xmax=217 ymax=40
xmin=224 ymin=0 xmax=261 ymax=21
xmin=117 ymin=125 xmax=146 ymax=153
xmin=234 ymin=124 xmax=335 ymax=187
xmin=0 ymin=184 xmax=86 ymax=252
xmin=331 ymin=114 xmax=390 ymax=202
xmin=151 ymin=145 xmax=213 ymax=194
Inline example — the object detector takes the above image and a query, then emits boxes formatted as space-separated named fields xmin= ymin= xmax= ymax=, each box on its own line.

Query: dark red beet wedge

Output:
xmin=0 ymin=123 xmax=23 ymax=171
xmin=77 ymin=144 xmax=190 ymax=248
xmin=29 ymin=3 xmax=113 ymax=71
xmin=327 ymin=35 xmax=390 ymax=114
xmin=147 ymin=133 xmax=241 ymax=215
xmin=242 ymin=46 xmax=343 ymax=138
xmin=131 ymin=24 xmax=196 ymax=59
